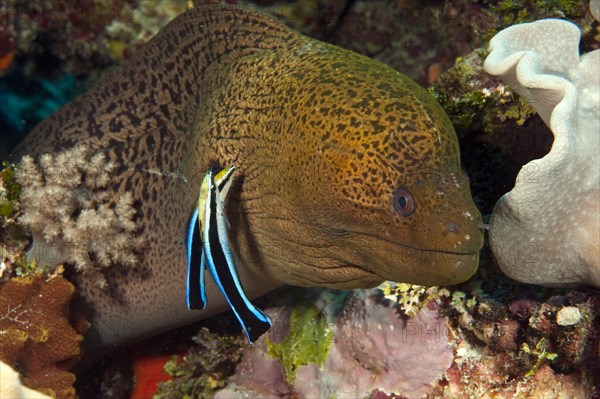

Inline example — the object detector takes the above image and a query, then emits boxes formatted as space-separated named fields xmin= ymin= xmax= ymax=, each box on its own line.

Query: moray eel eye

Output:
xmin=393 ymin=187 xmax=415 ymax=217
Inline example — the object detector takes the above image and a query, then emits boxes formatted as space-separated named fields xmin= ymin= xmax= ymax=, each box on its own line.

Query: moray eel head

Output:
xmin=232 ymin=44 xmax=484 ymax=289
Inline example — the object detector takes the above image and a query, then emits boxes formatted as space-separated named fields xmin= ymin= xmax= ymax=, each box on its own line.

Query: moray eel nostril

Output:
xmin=447 ymin=222 xmax=460 ymax=234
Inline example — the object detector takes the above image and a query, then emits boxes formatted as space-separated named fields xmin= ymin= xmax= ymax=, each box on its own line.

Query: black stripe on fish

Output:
xmin=185 ymin=207 xmax=206 ymax=310
xmin=203 ymin=168 xmax=271 ymax=343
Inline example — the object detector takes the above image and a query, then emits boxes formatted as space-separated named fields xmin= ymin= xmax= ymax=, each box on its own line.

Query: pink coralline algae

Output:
xmin=216 ymin=288 xmax=454 ymax=399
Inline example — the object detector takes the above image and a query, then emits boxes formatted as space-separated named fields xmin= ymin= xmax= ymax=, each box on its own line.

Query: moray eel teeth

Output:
xmin=188 ymin=166 xmax=271 ymax=342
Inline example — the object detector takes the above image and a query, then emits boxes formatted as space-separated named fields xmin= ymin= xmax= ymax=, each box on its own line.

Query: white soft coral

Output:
xmin=17 ymin=145 xmax=144 ymax=288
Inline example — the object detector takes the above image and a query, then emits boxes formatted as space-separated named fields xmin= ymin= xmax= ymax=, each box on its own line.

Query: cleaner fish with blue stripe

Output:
xmin=186 ymin=165 xmax=271 ymax=342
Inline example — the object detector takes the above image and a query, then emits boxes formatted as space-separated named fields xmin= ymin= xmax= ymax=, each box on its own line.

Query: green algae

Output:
xmin=492 ymin=0 xmax=585 ymax=24
xmin=12 ymin=255 xmax=56 ymax=278
xmin=429 ymin=52 xmax=494 ymax=133
xmin=496 ymin=95 xmax=536 ymax=126
xmin=0 ymin=161 xmax=20 ymax=219
xmin=430 ymin=49 xmax=538 ymax=136
xmin=484 ymin=0 xmax=589 ymax=42
xmin=156 ymin=327 xmax=244 ymax=399
xmin=267 ymin=304 xmax=333 ymax=385
xmin=431 ymin=86 xmax=491 ymax=133
xmin=523 ymin=337 xmax=558 ymax=377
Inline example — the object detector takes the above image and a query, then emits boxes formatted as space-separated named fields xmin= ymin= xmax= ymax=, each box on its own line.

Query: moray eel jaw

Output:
xmin=230 ymin=216 xmax=482 ymax=290
xmin=342 ymin=236 xmax=481 ymax=288
xmin=273 ymin=208 xmax=483 ymax=289
xmin=325 ymin=188 xmax=484 ymax=288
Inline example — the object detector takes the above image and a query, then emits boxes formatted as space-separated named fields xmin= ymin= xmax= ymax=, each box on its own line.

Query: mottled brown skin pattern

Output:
xmin=13 ymin=5 xmax=483 ymax=353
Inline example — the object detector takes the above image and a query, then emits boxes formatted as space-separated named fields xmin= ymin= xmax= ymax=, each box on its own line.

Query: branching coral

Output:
xmin=0 ymin=276 xmax=88 ymax=399
xmin=17 ymin=145 xmax=144 ymax=287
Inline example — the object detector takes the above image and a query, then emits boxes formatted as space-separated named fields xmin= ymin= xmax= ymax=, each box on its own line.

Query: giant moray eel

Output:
xmin=12 ymin=5 xmax=484 ymax=352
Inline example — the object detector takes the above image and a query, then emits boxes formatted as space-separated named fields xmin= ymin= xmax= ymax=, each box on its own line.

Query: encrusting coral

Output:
xmin=17 ymin=145 xmax=144 ymax=287
xmin=0 ymin=276 xmax=88 ymax=399
xmin=483 ymin=13 xmax=600 ymax=287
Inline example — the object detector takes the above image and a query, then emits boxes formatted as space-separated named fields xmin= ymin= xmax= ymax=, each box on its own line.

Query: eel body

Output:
xmin=12 ymin=5 xmax=484 ymax=353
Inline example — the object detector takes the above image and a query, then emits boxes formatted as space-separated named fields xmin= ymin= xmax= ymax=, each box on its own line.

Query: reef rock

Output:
xmin=0 ymin=276 xmax=86 ymax=398
xmin=484 ymin=18 xmax=600 ymax=288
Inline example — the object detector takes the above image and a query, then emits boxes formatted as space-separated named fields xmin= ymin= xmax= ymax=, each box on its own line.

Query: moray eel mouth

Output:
xmin=374 ymin=232 xmax=482 ymax=255
xmin=303 ymin=227 xmax=483 ymax=289
xmin=369 ymin=236 xmax=482 ymax=286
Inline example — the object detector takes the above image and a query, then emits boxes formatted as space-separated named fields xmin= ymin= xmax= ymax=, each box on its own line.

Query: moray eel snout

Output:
xmin=292 ymin=166 xmax=484 ymax=289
